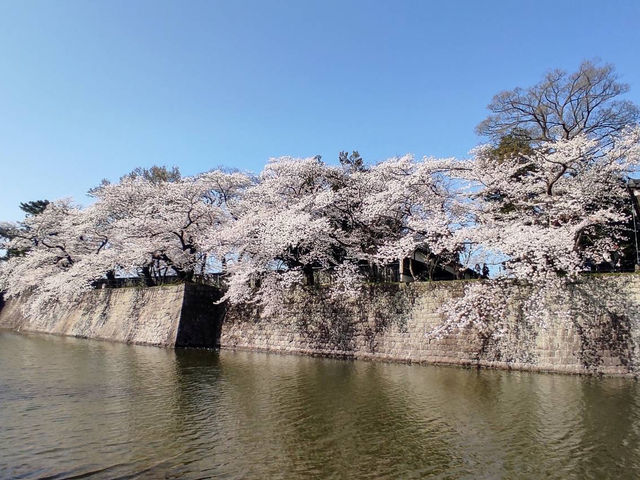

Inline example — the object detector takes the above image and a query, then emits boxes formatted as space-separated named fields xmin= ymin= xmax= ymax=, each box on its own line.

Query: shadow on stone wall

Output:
xmin=223 ymin=284 xmax=418 ymax=355
xmin=176 ymin=284 xmax=225 ymax=348
xmin=568 ymin=279 xmax=638 ymax=372
xmin=461 ymin=277 xmax=640 ymax=375
xmin=0 ymin=284 xmax=226 ymax=349
xmin=221 ymin=275 xmax=640 ymax=375
xmin=293 ymin=285 xmax=416 ymax=354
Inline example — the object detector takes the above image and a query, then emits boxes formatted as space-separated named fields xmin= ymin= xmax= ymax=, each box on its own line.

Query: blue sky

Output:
xmin=1 ymin=0 xmax=639 ymax=221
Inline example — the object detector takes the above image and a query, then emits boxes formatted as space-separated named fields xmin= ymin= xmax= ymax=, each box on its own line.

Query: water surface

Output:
xmin=1 ymin=331 xmax=639 ymax=479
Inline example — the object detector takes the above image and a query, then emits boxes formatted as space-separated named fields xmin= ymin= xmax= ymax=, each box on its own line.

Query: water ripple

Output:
xmin=1 ymin=331 xmax=640 ymax=479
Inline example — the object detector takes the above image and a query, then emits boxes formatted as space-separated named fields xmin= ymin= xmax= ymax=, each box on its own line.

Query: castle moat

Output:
xmin=1 ymin=331 xmax=639 ymax=479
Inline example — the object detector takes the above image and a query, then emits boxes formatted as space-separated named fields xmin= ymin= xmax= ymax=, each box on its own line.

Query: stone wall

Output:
xmin=3 ymin=276 xmax=640 ymax=375
xmin=0 ymin=284 xmax=221 ymax=348
xmin=220 ymin=275 xmax=640 ymax=376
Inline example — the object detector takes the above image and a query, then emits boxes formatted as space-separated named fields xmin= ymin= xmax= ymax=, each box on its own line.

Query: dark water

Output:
xmin=1 ymin=332 xmax=640 ymax=479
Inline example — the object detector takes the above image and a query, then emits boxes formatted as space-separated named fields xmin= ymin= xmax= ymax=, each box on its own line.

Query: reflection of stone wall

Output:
xmin=0 ymin=284 xmax=221 ymax=348
xmin=220 ymin=275 xmax=640 ymax=376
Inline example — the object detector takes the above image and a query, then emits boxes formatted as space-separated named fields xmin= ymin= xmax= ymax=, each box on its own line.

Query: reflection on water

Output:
xmin=1 ymin=331 xmax=639 ymax=479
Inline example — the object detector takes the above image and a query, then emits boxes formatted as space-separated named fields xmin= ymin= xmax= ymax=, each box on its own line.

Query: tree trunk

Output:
xmin=141 ymin=266 xmax=155 ymax=287
xmin=303 ymin=265 xmax=315 ymax=286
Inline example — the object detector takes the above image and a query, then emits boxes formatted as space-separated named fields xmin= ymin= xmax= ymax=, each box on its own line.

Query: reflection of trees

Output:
xmin=208 ymin=352 xmax=459 ymax=478
xmin=196 ymin=350 xmax=640 ymax=479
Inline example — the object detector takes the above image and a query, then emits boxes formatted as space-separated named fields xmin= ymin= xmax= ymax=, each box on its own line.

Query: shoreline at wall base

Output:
xmin=0 ymin=327 xmax=181 ymax=349
xmin=218 ymin=344 xmax=639 ymax=378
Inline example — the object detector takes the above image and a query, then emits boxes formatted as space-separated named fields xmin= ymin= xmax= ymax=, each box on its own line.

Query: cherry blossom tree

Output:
xmin=0 ymin=199 xmax=108 ymax=314
xmin=219 ymin=156 xmax=348 ymax=310
xmin=88 ymin=169 xmax=252 ymax=285
xmin=437 ymin=126 xmax=640 ymax=338
xmin=218 ymin=153 xmax=467 ymax=313
xmin=0 ymin=169 xmax=252 ymax=315
xmin=427 ymin=60 xmax=640 ymax=342
xmin=0 ymin=116 xmax=637 ymax=332
xmin=460 ymin=128 xmax=640 ymax=280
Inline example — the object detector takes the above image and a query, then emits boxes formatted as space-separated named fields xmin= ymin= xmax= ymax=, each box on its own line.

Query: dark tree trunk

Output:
xmin=141 ymin=266 xmax=155 ymax=286
xmin=177 ymin=269 xmax=195 ymax=283
xmin=303 ymin=265 xmax=315 ymax=286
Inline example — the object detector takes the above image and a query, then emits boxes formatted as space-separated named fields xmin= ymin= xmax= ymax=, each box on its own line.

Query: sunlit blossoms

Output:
xmin=457 ymin=129 xmax=640 ymax=280
xmin=1 ymin=126 xmax=639 ymax=326
xmin=438 ymin=126 xmax=640 ymax=335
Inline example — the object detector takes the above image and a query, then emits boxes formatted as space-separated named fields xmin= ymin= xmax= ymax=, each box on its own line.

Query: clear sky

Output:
xmin=1 ymin=0 xmax=639 ymax=221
